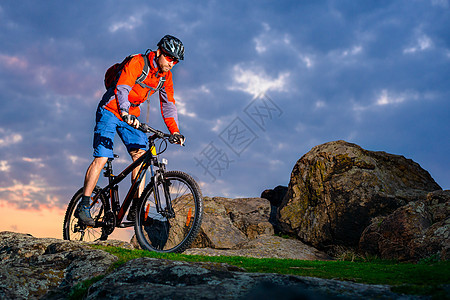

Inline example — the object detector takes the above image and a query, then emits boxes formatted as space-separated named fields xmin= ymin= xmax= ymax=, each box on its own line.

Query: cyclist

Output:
xmin=75 ymin=35 xmax=185 ymax=226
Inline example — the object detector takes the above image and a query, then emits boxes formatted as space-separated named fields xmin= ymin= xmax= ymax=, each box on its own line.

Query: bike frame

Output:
xmin=92 ymin=135 xmax=170 ymax=229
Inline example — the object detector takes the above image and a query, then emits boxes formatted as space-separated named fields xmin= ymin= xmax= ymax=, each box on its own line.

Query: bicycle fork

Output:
xmin=151 ymin=167 xmax=175 ymax=219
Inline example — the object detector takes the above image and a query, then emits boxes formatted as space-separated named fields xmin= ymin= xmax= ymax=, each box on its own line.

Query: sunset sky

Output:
xmin=0 ymin=0 xmax=449 ymax=242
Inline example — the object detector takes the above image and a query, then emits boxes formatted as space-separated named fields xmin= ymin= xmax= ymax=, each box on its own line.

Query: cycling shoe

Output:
xmin=75 ymin=204 xmax=95 ymax=226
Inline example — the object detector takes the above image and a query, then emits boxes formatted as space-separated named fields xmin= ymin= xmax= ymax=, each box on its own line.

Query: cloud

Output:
xmin=353 ymin=89 xmax=425 ymax=112
xmin=0 ymin=130 xmax=23 ymax=147
xmin=253 ymin=23 xmax=272 ymax=54
xmin=0 ymin=1 xmax=449 ymax=239
xmin=22 ymin=157 xmax=45 ymax=168
xmin=229 ymin=65 xmax=290 ymax=98
xmin=109 ymin=16 xmax=142 ymax=33
xmin=0 ymin=176 xmax=61 ymax=209
xmin=108 ymin=8 xmax=149 ymax=33
xmin=343 ymin=46 xmax=363 ymax=56
xmin=175 ymin=99 xmax=197 ymax=118
xmin=404 ymin=35 xmax=433 ymax=54
xmin=0 ymin=54 xmax=28 ymax=70
xmin=68 ymin=155 xmax=86 ymax=165
xmin=0 ymin=161 xmax=10 ymax=172
xmin=431 ymin=0 xmax=449 ymax=8
xmin=314 ymin=100 xmax=327 ymax=109
xmin=253 ymin=23 xmax=314 ymax=69
xmin=375 ymin=89 xmax=407 ymax=106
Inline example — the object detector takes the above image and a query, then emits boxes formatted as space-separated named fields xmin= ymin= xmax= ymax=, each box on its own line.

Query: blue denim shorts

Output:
xmin=93 ymin=107 xmax=147 ymax=158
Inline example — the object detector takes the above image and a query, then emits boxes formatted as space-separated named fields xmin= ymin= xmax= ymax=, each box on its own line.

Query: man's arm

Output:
xmin=158 ymin=73 xmax=180 ymax=134
xmin=116 ymin=84 xmax=132 ymax=115
xmin=115 ymin=56 xmax=144 ymax=128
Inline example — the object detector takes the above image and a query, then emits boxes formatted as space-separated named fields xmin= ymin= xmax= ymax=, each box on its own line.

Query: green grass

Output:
xmin=68 ymin=275 xmax=106 ymax=300
xmin=86 ymin=245 xmax=449 ymax=298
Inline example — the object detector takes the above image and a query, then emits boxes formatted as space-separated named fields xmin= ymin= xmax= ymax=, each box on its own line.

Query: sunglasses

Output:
xmin=162 ymin=52 xmax=178 ymax=64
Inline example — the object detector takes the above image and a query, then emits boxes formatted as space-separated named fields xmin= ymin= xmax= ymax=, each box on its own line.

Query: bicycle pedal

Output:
xmin=94 ymin=221 xmax=106 ymax=227
xmin=118 ymin=222 xmax=134 ymax=228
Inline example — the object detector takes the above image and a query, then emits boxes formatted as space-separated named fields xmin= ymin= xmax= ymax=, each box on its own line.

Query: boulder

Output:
xmin=132 ymin=197 xmax=274 ymax=250
xmin=130 ymin=196 xmax=330 ymax=260
xmin=359 ymin=190 xmax=449 ymax=261
xmin=278 ymin=140 xmax=441 ymax=252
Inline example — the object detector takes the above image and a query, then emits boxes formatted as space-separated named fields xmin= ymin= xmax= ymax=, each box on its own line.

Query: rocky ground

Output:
xmin=0 ymin=231 xmax=425 ymax=299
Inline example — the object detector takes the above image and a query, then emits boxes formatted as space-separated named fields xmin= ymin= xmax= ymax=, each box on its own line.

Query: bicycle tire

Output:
xmin=134 ymin=170 xmax=203 ymax=253
xmin=63 ymin=186 xmax=108 ymax=242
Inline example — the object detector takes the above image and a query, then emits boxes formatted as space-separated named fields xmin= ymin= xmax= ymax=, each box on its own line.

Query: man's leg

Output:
xmin=83 ymin=156 xmax=109 ymax=196
xmin=130 ymin=149 xmax=146 ymax=196
xmin=76 ymin=107 xmax=118 ymax=225
xmin=127 ymin=149 xmax=146 ymax=221
xmin=116 ymin=119 xmax=148 ymax=221
xmin=75 ymin=156 xmax=108 ymax=226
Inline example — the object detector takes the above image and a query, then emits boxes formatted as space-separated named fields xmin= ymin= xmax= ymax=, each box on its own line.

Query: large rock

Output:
xmin=359 ymin=190 xmax=449 ymax=261
xmin=132 ymin=197 xmax=274 ymax=250
xmin=278 ymin=140 xmax=441 ymax=252
xmin=201 ymin=197 xmax=275 ymax=243
xmin=130 ymin=196 xmax=330 ymax=260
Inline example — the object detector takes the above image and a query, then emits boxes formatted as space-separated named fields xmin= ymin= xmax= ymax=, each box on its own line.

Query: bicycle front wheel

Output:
xmin=134 ymin=170 xmax=203 ymax=253
xmin=63 ymin=186 xmax=108 ymax=242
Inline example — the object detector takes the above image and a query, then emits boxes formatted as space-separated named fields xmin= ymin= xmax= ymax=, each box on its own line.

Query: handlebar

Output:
xmin=139 ymin=123 xmax=171 ymax=138
xmin=139 ymin=123 xmax=185 ymax=146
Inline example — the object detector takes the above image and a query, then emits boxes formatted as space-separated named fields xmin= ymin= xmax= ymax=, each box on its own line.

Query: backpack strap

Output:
xmin=135 ymin=53 xmax=166 ymax=92
xmin=135 ymin=54 xmax=150 ymax=86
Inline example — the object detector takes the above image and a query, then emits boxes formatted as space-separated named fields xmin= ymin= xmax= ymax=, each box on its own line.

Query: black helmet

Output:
xmin=157 ymin=35 xmax=184 ymax=61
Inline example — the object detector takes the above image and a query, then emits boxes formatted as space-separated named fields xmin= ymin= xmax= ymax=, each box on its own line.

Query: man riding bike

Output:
xmin=75 ymin=35 xmax=185 ymax=226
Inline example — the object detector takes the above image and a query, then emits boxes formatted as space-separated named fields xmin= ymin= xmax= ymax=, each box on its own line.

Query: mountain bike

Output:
xmin=63 ymin=124 xmax=203 ymax=253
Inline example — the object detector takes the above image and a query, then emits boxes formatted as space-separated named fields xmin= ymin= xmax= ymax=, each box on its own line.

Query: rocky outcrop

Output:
xmin=131 ymin=196 xmax=273 ymax=250
xmin=131 ymin=196 xmax=331 ymax=260
xmin=359 ymin=190 xmax=449 ymax=261
xmin=0 ymin=231 xmax=122 ymax=299
xmin=278 ymin=140 xmax=442 ymax=254
xmin=194 ymin=197 xmax=274 ymax=247
xmin=0 ymin=232 xmax=419 ymax=299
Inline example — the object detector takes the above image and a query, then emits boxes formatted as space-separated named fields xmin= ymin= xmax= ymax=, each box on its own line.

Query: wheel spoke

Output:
xmin=134 ymin=171 xmax=203 ymax=253
xmin=63 ymin=187 xmax=107 ymax=242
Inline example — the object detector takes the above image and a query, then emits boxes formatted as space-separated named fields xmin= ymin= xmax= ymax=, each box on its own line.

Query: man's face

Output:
xmin=156 ymin=49 xmax=178 ymax=73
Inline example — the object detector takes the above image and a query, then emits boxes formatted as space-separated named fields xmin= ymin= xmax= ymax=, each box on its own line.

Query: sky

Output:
xmin=0 ymin=0 xmax=449 ymax=241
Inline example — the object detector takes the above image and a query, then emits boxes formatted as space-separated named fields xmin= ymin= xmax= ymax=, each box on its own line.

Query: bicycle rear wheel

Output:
xmin=63 ymin=186 xmax=108 ymax=242
xmin=134 ymin=170 xmax=203 ymax=253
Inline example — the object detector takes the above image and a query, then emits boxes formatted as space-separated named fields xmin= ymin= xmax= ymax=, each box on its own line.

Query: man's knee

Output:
xmin=129 ymin=149 xmax=145 ymax=161
xmin=92 ymin=156 xmax=108 ymax=168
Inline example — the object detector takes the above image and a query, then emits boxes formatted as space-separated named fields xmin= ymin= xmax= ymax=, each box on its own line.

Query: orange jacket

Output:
xmin=101 ymin=51 xmax=179 ymax=134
